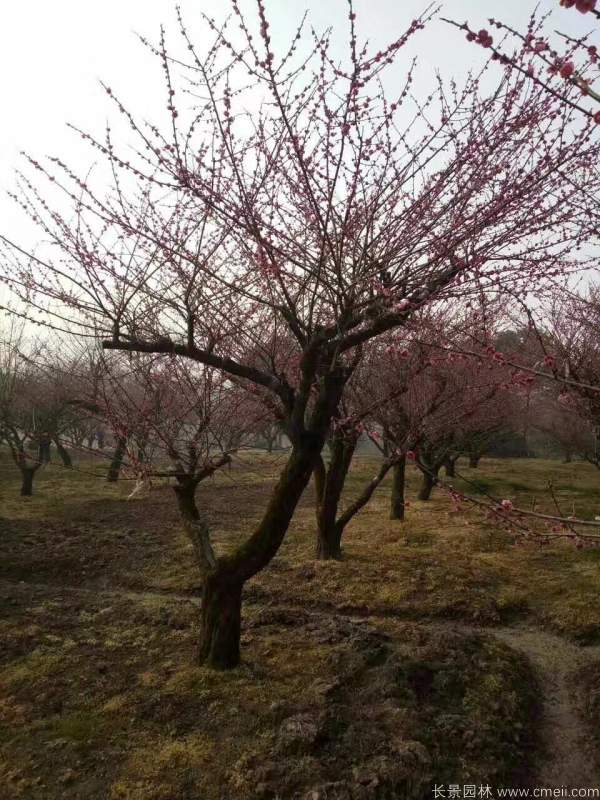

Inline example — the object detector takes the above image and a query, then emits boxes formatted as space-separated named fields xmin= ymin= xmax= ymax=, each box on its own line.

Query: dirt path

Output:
xmin=2 ymin=577 xmax=600 ymax=788
xmin=489 ymin=626 xmax=600 ymax=789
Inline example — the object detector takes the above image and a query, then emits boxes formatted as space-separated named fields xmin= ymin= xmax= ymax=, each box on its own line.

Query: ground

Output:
xmin=1 ymin=452 xmax=599 ymax=799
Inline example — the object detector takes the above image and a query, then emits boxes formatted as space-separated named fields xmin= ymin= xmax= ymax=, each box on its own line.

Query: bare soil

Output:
xmin=1 ymin=453 xmax=599 ymax=798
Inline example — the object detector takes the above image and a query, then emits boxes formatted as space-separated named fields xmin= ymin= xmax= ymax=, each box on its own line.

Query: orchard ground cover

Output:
xmin=1 ymin=452 xmax=599 ymax=798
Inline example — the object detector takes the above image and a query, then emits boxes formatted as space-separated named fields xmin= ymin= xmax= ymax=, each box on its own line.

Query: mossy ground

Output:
xmin=0 ymin=451 xmax=598 ymax=797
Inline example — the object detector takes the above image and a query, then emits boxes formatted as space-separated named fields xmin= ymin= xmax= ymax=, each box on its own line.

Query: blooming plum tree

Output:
xmin=1 ymin=2 xmax=596 ymax=666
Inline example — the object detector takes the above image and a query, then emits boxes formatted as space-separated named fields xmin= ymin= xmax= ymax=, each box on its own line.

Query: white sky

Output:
xmin=0 ymin=0 xmax=595 ymax=249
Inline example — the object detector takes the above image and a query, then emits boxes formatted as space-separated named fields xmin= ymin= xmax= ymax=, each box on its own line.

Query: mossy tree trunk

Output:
xmin=199 ymin=433 xmax=330 ymax=667
xmin=173 ymin=476 xmax=242 ymax=668
xmin=99 ymin=340 xmax=347 ymax=670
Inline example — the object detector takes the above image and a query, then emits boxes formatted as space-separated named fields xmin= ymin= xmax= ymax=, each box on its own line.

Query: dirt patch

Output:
xmin=487 ymin=628 xmax=600 ymax=788
xmin=0 ymin=580 xmax=540 ymax=799
xmin=2 ymin=454 xmax=600 ymax=796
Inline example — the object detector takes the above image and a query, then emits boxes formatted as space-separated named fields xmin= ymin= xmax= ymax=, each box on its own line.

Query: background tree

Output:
xmin=93 ymin=353 xmax=270 ymax=648
xmin=312 ymin=336 xmax=427 ymax=558
xmin=0 ymin=325 xmax=43 ymax=496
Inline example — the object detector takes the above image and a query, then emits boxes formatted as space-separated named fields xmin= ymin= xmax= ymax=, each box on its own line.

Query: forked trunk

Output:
xmin=418 ymin=469 xmax=437 ymax=501
xmin=200 ymin=437 xmax=325 ymax=668
xmin=107 ymin=436 xmax=127 ymax=482
xmin=316 ymin=445 xmax=396 ymax=554
xmin=173 ymin=479 xmax=216 ymax=572
xmin=314 ymin=436 xmax=356 ymax=560
xmin=199 ymin=572 xmax=242 ymax=669
xmin=193 ymin=368 xmax=345 ymax=668
xmin=390 ymin=455 xmax=406 ymax=520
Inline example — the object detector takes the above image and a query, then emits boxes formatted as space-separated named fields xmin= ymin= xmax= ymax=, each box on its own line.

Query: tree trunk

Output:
xmin=55 ymin=438 xmax=73 ymax=468
xmin=107 ymin=436 xmax=127 ymax=482
xmin=316 ymin=520 xmax=343 ymax=560
xmin=382 ymin=433 xmax=390 ymax=458
xmin=314 ymin=435 xmax=356 ymax=560
xmin=191 ymin=369 xmax=345 ymax=669
xmin=199 ymin=436 xmax=328 ymax=668
xmin=444 ymin=456 xmax=457 ymax=478
xmin=563 ymin=449 xmax=572 ymax=464
xmin=20 ymin=467 xmax=35 ymax=496
xmin=313 ymin=454 xmax=326 ymax=523
xmin=38 ymin=442 xmax=51 ymax=464
xmin=418 ymin=469 xmax=436 ymax=501
xmin=390 ymin=455 xmax=406 ymax=520
xmin=317 ymin=451 xmax=395 ymax=552
xmin=469 ymin=454 xmax=480 ymax=469
xmin=198 ymin=572 xmax=242 ymax=669
xmin=173 ymin=479 xmax=216 ymax=572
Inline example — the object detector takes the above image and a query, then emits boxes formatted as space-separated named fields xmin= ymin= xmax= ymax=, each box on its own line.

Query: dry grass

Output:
xmin=0 ymin=450 xmax=599 ymax=797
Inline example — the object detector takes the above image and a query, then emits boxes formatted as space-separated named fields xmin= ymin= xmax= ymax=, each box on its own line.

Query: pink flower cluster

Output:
xmin=466 ymin=28 xmax=493 ymax=48
xmin=559 ymin=0 xmax=597 ymax=13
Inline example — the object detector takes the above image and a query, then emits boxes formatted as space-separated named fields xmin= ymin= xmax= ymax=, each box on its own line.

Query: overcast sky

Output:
xmin=0 ymin=0 xmax=595 ymax=244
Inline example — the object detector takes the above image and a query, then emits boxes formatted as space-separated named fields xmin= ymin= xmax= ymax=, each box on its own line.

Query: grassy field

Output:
xmin=1 ymin=452 xmax=599 ymax=798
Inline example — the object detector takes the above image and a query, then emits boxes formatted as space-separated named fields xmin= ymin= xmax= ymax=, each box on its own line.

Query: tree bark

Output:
xmin=173 ymin=479 xmax=216 ymax=572
xmin=315 ymin=435 xmax=356 ymax=560
xmin=316 ymin=525 xmax=343 ymax=560
xmin=20 ymin=466 xmax=36 ymax=496
xmin=54 ymin=438 xmax=73 ymax=468
xmin=390 ymin=455 xmax=406 ymax=520
xmin=313 ymin=454 xmax=326 ymax=521
xmin=316 ymin=450 xmax=396 ymax=555
xmin=107 ymin=436 xmax=127 ymax=482
xmin=198 ymin=572 xmax=242 ymax=669
xmin=418 ymin=469 xmax=437 ymax=501
xmin=382 ymin=433 xmax=390 ymax=458
xmin=198 ymin=437 xmax=326 ymax=668
xmin=193 ymin=364 xmax=345 ymax=669
xmin=38 ymin=441 xmax=51 ymax=464
xmin=444 ymin=456 xmax=457 ymax=478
